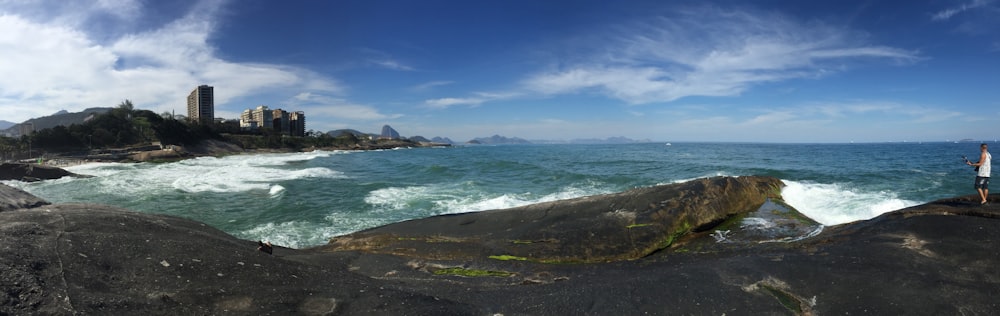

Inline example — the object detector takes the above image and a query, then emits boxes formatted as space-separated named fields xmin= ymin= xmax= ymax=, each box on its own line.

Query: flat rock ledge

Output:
xmin=0 ymin=163 xmax=89 ymax=182
xmin=2 ymin=178 xmax=999 ymax=315
xmin=322 ymin=176 xmax=789 ymax=263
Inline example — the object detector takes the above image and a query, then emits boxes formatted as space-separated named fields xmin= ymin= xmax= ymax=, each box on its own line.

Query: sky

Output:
xmin=1 ymin=0 xmax=998 ymax=143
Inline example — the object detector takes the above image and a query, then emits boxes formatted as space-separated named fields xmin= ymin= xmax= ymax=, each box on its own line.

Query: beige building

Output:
xmin=239 ymin=109 xmax=257 ymax=130
xmin=238 ymin=106 xmax=305 ymax=135
xmin=240 ymin=106 xmax=278 ymax=131
xmin=186 ymin=85 xmax=214 ymax=125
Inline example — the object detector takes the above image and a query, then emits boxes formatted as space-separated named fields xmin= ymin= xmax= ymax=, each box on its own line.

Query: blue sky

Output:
xmin=1 ymin=0 xmax=998 ymax=142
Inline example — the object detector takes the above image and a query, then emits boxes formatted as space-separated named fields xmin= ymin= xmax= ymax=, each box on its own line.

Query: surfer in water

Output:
xmin=967 ymin=143 xmax=991 ymax=205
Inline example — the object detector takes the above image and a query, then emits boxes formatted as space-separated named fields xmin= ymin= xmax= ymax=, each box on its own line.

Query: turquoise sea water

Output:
xmin=5 ymin=142 xmax=989 ymax=248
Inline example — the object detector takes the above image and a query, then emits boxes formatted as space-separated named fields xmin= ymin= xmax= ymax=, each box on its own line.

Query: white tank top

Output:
xmin=979 ymin=151 xmax=991 ymax=177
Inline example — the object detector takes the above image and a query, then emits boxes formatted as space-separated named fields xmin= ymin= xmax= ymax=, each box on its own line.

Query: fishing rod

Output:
xmin=963 ymin=155 xmax=980 ymax=172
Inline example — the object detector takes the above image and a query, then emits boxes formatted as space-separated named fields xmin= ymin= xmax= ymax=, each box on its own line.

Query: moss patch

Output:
xmin=657 ymin=221 xmax=692 ymax=249
xmin=433 ymin=267 xmax=514 ymax=277
xmin=489 ymin=255 xmax=529 ymax=261
xmin=626 ymin=223 xmax=654 ymax=229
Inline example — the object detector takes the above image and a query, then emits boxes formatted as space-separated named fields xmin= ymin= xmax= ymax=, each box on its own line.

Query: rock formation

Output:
xmin=0 ymin=183 xmax=49 ymax=212
xmin=324 ymin=176 xmax=790 ymax=263
xmin=380 ymin=125 xmax=400 ymax=140
xmin=1 ymin=178 xmax=998 ymax=315
xmin=0 ymin=163 xmax=88 ymax=182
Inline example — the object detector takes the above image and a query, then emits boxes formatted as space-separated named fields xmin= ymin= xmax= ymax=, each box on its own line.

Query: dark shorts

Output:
xmin=975 ymin=176 xmax=990 ymax=190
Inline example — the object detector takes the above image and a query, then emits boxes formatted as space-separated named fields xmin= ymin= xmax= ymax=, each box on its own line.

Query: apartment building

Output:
xmin=186 ymin=85 xmax=214 ymax=125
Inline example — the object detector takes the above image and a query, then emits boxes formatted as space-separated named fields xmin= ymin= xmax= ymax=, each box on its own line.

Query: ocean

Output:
xmin=4 ymin=142 xmax=988 ymax=249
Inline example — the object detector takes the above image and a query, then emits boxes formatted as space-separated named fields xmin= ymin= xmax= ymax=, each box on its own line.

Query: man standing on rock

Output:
xmin=967 ymin=143 xmax=992 ymax=205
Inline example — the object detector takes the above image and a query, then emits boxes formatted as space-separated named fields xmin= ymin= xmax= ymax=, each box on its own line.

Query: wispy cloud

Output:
xmin=931 ymin=0 xmax=993 ymax=21
xmin=778 ymin=100 xmax=964 ymax=124
xmin=522 ymin=7 xmax=920 ymax=105
xmin=424 ymin=97 xmax=487 ymax=109
xmin=370 ymin=59 xmax=415 ymax=71
xmin=289 ymin=92 xmax=401 ymax=121
xmin=410 ymin=80 xmax=454 ymax=92
xmin=423 ymin=92 xmax=518 ymax=109
xmin=0 ymin=0 xmax=342 ymax=123
xmin=359 ymin=48 xmax=415 ymax=71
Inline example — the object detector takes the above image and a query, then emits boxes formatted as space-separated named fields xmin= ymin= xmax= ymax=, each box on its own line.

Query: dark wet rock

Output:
xmin=0 ymin=184 xmax=50 ymax=212
xmin=0 ymin=203 xmax=479 ymax=315
xmin=324 ymin=176 xmax=786 ymax=263
xmin=0 ymin=163 xmax=87 ymax=182
xmin=2 ymin=177 xmax=998 ymax=315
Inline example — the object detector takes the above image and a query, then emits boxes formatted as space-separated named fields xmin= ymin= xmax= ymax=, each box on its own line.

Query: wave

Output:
xmin=269 ymin=184 xmax=285 ymax=197
xmin=238 ymin=220 xmax=349 ymax=249
xmin=780 ymin=180 xmax=920 ymax=225
xmin=364 ymin=181 xmax=614 ymax=216
xmin=61 ymin=151 xmax=348 ymax=195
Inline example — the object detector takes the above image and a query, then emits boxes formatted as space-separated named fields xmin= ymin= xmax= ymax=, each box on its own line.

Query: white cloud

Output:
xmin=0 ymin=0 xmax=343 ymax=123
xmin=371 ymin=59 xmax=415 ymax=71
xmin=423 ymin=92 xmax=518 ymax=109
xmin=932 ymin=0 xmax=993 ymax=21
xmin=359 ymin=48 xmax=415 ymax=71
xmin=424 ymin=97 xmax=486 ymax=109
xmin=766 ymin=100 xmax=965 ymax=125
xmin=287 ymin=92 xmax=401 ymax=121
xmin=741 ymin=111 xmax=797 ymax=126
xmin=410 ymin=80 xmax=454 ymax=92
xmin=523 ymin=7 xmax=921 ymax=105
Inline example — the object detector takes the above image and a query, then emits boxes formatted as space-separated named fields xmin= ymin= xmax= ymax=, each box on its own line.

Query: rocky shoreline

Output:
xmin=10 ymin=138 xmax=448 ymax=167
xmin=1 ymin=176 xmax=998 ymax=315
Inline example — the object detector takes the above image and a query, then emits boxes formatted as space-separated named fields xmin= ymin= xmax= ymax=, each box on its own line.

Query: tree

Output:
xmin=115 ymin=99 xmax=135 ymax=118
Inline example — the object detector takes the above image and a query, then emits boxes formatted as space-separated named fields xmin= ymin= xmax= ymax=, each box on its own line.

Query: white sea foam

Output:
xmin=239 ymin=221 xmax=342 ymax=249
xmin=241 ymin=209 xmax=404 ymax=249
xmin=781 ymin=180 xmax=919 ymax=225
xmin=365 ymin=182 xmax=612 ymax=215
xmin=58 ymin=151 xmax=348 ymax=196
xmin=740 ymin=217 xmax=775 ymax=230
xmin=269 ymin=184 xmax=285 ymax=196
xmin=658 ymin=172 xmax=732 ymax=186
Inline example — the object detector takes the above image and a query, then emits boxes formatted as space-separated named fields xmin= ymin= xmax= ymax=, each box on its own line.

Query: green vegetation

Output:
xmin=1 ymin=99 xmax=408 ymax=160
xmin=433 ymin=267 xmax=514 ymax=277
xmin=488 ymin=255 xmax=529 ymax=261
xmin=626 ymin=223 xmax=654 ymax=229
xmin=656 ymin=221 xmax=692 ymax=249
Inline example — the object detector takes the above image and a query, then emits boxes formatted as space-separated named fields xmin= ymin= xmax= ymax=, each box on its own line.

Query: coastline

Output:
xmin=21 ymin=138 xmax=450 ymax=166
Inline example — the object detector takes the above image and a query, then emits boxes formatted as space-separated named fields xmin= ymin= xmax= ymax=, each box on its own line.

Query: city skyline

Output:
xmin=1 ymin=0 xmax=998 ymax=142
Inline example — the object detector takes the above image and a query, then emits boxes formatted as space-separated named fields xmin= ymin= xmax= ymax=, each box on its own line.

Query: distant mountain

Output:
xmin=3 ymin=107 xmax=112 ymax=136
xmin=408 ymin=136 xmax=454 ymax=144
xmin=430 ymin=137 xmax=454 ymax=144
xmin=468 ymin=135 xmax=531 ymax=145
xmin=0 ymin=120 xmax=14 ymax=130
xmin=380 ymin=125 xmax=401 ymax=140
xmin=327 ymin=129 xmax=370 ymax=138
xmin=568 ymin=136 xmax=654 ymax=144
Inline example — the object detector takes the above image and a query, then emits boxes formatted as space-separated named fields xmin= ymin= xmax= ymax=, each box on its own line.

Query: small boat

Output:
xmin=665 ymin=143 xmax=672 ymax=146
